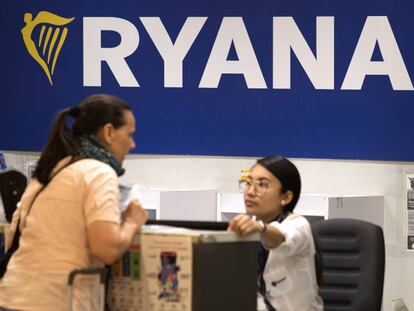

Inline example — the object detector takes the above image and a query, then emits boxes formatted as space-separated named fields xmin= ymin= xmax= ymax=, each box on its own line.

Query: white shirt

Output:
xmin=0 ymin=158 xmax=120 ymax=311
xmin=258 ymin=214 xmax=323 ymax=311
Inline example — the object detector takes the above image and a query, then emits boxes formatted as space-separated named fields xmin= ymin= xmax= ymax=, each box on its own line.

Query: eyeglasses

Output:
xmin=239 ymin=179 xmax=270 ymax=197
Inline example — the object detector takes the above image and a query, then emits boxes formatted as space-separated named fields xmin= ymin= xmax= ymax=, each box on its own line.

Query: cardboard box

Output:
xmin=109 ymin=225 xmax=259 ymax=311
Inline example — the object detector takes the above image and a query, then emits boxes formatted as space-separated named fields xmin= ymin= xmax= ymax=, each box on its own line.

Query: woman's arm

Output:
xmin=5 ymin=204 xmax=21 ymax=251
xmin=228 ymin=214 xmax=284 ymax=249
xmin=87 ymin=200 xmax=148 ymax=265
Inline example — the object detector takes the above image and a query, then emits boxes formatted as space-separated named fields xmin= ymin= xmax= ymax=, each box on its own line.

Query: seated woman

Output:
xmin=228 ymin=156 xmax=323 ymax=311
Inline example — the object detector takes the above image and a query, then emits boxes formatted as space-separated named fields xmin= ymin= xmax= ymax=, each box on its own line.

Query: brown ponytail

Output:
xmin=32 ymin=94 xmax=131 ymax=184
xmin=32 ymin=108 xmax=79 ymax=184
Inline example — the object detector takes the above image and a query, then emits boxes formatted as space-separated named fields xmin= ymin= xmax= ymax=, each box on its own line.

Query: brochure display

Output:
xmin=109 ymin=234 xmax=143 ymax=310
xmin=109 ymin=225 xmax=259 ymax=311
xmin=143 ymin=233 xmax=192 ymax=310
xmin=406 ymin=173 xmax=414 ymax=251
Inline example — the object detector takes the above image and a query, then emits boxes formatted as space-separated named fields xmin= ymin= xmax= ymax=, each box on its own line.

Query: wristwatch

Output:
xmin=257 ymin=220 xmax=267 ymax=234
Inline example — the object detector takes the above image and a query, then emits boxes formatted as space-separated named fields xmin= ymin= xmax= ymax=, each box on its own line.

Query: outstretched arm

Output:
xmin=228 ymin=214 xmax=284 ymax=249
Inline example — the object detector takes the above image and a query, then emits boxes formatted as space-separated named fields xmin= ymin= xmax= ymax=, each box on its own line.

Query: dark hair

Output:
xmin=256 ymin=156 xmax=301 ymax=213
xmin=33 ymin=94 xmax=131 ymax=184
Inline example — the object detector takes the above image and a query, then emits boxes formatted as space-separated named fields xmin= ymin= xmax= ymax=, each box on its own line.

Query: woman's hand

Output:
xmin=122 ymin=199 xmax=148 ymax=232
xmin=228 ymin=214 xmax=261 ymax=236
xmin=88 ymin=200 xmax=148 ymax=265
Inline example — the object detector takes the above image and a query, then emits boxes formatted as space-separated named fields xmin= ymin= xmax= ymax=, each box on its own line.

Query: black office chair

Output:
xmin=311 ymin=218 xmax=385 ymax=311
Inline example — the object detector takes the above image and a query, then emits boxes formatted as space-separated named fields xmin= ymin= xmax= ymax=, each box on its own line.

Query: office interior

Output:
xmin=2 ymin=151 xmax=413 ymax=310
xmin=2 ymin=1 xmax=414 ymax=310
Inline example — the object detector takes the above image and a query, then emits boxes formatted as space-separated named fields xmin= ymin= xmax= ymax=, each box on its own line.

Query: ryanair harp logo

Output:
xmin=22 ymin=11 xmax=74 ymax=85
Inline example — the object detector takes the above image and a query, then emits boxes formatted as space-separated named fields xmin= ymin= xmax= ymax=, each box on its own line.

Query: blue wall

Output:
xmin=1 ymin=0 xmax=413 ymax=160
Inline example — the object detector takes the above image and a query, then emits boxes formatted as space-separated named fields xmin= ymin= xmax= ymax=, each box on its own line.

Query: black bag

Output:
xmin=0 ymin=170 xmax=27 ymax=222
xmin=0 ymin=220 xmax=21 ymax=278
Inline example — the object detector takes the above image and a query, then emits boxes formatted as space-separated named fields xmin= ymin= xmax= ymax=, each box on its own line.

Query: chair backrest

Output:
xmin=311 ymin=218 xmax=385 ymax=311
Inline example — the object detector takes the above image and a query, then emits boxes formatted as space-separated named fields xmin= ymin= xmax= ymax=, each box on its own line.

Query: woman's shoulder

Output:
xmin=282 ymin=213 xmax=312 ymax=228
xmin=285 ymin=213 xmax=307 ymax=221
xmin=268 ymin=214 xmax=312 ymax=235
xmin=73 ymin=158 xmax=113 ymax=169
xmin=69 ymin=158 xmax=118 ymax=180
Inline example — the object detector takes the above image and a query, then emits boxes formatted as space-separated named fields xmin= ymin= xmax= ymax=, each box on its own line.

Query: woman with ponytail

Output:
xmin=0 ymin=94 xmax=148 ymax=310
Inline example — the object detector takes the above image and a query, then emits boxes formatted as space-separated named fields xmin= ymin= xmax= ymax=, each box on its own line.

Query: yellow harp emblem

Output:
xmin=22 ymin=11 xmax=75 ymax=85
